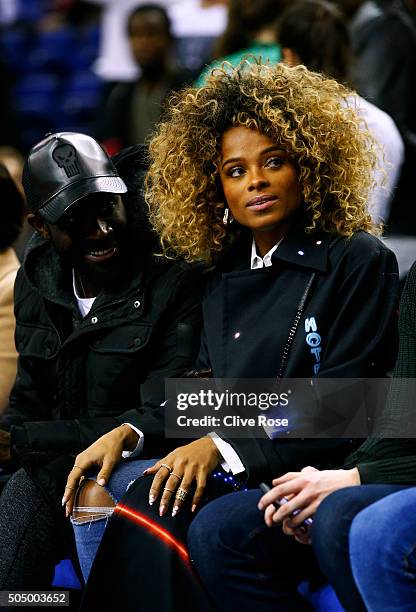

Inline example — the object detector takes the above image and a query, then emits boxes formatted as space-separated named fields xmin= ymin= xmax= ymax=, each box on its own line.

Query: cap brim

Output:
xmin=39 ymin=176 xmax=128 ymax=223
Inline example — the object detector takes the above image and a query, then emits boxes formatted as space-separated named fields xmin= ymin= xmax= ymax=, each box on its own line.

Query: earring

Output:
xmin=222 ymin=207 xmax=234 ymax=226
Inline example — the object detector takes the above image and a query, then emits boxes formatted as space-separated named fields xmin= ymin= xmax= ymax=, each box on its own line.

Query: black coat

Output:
xmin=196 ymin=227 xmax=399 ymax=483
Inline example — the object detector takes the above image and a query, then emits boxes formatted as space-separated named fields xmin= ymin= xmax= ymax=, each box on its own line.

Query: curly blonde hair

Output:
xmin=147 ymin=61 xmax=379 ymax=263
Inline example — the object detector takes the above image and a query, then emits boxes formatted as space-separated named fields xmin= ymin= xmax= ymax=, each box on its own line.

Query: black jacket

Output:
xmin=1 ymin=148 xmax=204 ymax=466
xmin=196 ymin=228 xmax=399 ymax=483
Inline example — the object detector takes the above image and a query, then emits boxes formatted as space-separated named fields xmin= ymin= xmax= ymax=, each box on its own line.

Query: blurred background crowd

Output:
xmin=0 ymin=0 xmax=415 ymax=245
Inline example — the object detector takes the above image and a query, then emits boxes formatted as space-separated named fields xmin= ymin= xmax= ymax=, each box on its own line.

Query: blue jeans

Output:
xmin=188 ymin=489 xmax=323 ymax=612
xmin=349 ymin=487 xmax=416 ymax=611
xmin=312 ymin=484 xmax=411 ymax=611
xmin=71 ymin=458 xmax=157 ymax=581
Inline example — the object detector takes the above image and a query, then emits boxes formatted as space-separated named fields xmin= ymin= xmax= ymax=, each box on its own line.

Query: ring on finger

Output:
xmin=164 ymin=487 xmax=175 ymax=493
xmin=73 ymin=465 xmax=83 ymax=473
xmin=170 ymin=473 xmax=181 ymax=481
xmin=159 ymin=463 xmax=172 ymax=474
xmin=175 ymin=487 xmax=188 ymax=502
xmin=65 ymin=485 xmax=75 ymax=490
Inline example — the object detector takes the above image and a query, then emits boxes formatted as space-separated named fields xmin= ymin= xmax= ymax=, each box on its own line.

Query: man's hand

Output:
xmin=258 ymin=465 xmax=361 ymax=536
xmin=62 ymin=424 xmax=139 ymax=517
xmin=143 ymin=437 xmax=221 ymax=517
xmin=0 ymin=429 xmax=11 ymax=465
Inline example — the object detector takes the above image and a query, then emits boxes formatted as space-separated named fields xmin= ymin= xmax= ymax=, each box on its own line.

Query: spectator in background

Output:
xmin=0 ymin=147 xmax=35 ymax=263
xmin=276 ymin=0 xmax=404 ymax=225
xmin=0 ymin=163 xmax=23 ymax=413
xmin=88 ymin=0 xmax=172 ymax=83
xmin=0 ymin=147 xmax=32 ymax=262
xmin=195 ymin=0 xmax=287 ymax=86
xmin=98 ymin=3 xmax=193 ymax=153
xmin=335 ymin=0 xmax=416 ymax=233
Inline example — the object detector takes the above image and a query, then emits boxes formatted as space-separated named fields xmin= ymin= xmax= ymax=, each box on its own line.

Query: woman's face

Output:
xmin=219 ymin=126 xmax=302 ymax=245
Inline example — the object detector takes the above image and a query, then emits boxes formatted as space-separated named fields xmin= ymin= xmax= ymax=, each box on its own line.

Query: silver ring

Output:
xmin=175 ymin=487 xmax=188 ymax=502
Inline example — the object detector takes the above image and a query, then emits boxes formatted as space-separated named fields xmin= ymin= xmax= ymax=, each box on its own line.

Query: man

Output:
xmin=0 ymin=132 xmax=203 ymax=591
xmin=98 ymin=4 xmax=193 ymax=153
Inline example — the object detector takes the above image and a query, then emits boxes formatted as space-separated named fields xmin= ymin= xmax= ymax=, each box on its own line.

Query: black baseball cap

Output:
xmin=22 ymin=132 xmax=127 ymax=223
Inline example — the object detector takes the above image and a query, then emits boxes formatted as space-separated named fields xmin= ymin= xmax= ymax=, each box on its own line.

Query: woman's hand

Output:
xmin=258 ymin=465 xmax=361 ymax=534
xmin=143 ymin=437 xmax=221 ymax=517
xmin=62 ymin=424 xmax=139 ymax=517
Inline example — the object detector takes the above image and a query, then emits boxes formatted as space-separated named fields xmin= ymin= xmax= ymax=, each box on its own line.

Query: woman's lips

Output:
xmin=246 ymin=195 xmax=277 ymax=211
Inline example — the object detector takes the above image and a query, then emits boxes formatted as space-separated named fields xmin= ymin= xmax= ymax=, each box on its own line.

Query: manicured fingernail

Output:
xmin=172 ymin=506 xmax=179 ymax=517
xmin=192 ymin=504 xmax=197 ymax=513
xmin=143 ymin=469 xmax=148 ymax=474
xmin=65 ymin=507 xmax=70 ymax=518
xmin=149 ymin=494 xmax=155 ymax=505
xmin=61 ymin=497 xmax=66 ymax=506
xmin=97 ymin=478 xmax=105 ymax=486
xmin=159 ymin=505 xmax=166 ymax=516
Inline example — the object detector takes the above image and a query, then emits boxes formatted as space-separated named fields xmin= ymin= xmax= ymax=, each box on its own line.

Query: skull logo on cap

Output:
xmin=52 ymin=144 xmax=80 ymax=178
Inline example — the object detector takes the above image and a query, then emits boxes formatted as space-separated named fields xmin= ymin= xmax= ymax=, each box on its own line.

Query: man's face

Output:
xmin=46 ymin=193 xmax=128 ymax=273
xmin=128 ymin=10 xmax=171 ymax=70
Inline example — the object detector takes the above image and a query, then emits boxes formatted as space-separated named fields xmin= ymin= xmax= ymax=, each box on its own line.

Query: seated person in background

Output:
xmin=0 ymin=145 xmax=33 ymax=262
xmin=97 ymin=3 xmax=194 ymax=154
xmin=195 ymin=0 xmax=285 ymax=86
xmin=65 ymin=61 xmax=399 ymax=612
xmin=276 ymin=0 xmax=404 ymax=225
xmin=0 ymin=164 xmax=23 ymax=414
xmin=0 ymin=132 xmax=203 ymax=591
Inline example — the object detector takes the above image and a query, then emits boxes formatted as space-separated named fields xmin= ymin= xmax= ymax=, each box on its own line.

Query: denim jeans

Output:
xmin=188 ymin=489 xmax=324 ymax=612
xmin=312 ymin=484 xmax=411 ymax=611
xmin=71 ymin=458 xmax=158 ymax=581
xmin=349 ymin=487 xmax=416 ymax=611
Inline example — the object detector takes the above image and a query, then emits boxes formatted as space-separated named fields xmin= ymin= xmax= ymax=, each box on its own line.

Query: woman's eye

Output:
xmin=228 ymin=167 xmax=245 ymax=178
xmin=266 ymin=157 xmax=284 ymax=168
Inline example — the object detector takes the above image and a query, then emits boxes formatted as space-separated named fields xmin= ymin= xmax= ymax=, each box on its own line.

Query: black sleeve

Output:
xmin=341 ymin=262 xmax=416 ymax=483
xmin=219 ymin=242 xmax=400 ymax=483
xmin=8 ymin=267 xmax=204 ymax=459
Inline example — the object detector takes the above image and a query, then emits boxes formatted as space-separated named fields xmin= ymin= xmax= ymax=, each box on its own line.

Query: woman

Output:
xmin=64 ymin=62 xmax=399 ymax=610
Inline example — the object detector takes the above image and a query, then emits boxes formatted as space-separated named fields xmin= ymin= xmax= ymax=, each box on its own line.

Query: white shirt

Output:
xmin=72 ymin=271 xmax=96 ymax=317
xmin=250 ymin=238 xmax=282 ymax=269
xmin=349 ymin=94 xmax=404 ymax=224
